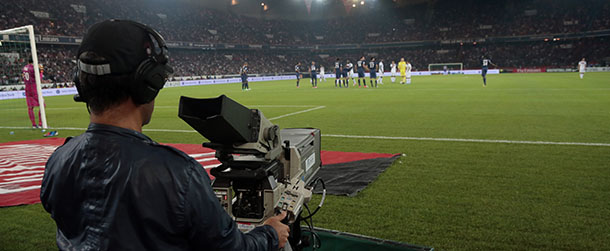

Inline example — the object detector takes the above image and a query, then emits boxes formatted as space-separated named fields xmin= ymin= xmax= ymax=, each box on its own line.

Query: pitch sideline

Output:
xmin=2 ymin=126 xmax=609 ymax=147
xmin=2 ymin=104 xmax=610 ymax=147
xmin=0 ymin=104 xmax=327 ymax=133
xmin=322 ymin=134 xmax=610 ymax=147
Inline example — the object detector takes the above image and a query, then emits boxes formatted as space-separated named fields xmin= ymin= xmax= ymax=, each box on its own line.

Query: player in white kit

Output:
xmin=377 ymin=59 xmax=384 ymax=85
xmin=578 ymin=58 xmax=586 ymax=79
xmin=406 ymin=61 xmax=412 ymax=84
xmin=346 ymin=60 xmax=356 ymax=86
xmin=390 ymin=61 xmax=397 ymax=83
xmin=320 ymin=66 xmax=326 ymax=82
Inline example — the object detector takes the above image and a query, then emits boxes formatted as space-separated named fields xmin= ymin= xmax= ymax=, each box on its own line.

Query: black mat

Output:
xmin=313 ymin=155 xmax=400 ymax=197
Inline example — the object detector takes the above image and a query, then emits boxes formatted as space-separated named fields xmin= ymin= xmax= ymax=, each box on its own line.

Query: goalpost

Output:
xmin=0 ymin=25 xmax=48 ymax=129
xmin=428 ymin=63 xmax=463 ymax=72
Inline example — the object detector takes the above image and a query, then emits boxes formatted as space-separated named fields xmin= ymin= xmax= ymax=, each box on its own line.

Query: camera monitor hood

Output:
xmin=178 ymin=95 xmax=259 ymax=144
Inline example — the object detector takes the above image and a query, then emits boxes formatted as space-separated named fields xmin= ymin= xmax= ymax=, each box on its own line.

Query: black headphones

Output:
xmin=74 ymin=20 xmax=174 ymax=105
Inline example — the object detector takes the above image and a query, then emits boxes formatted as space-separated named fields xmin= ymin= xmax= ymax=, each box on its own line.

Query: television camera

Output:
xmin=179 ymin=95 xmax=325 ymax=250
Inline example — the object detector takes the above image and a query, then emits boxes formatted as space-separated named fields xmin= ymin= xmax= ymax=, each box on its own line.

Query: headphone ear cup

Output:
xmin=132 ymin=58 xmax=168 ymax=104
xmin=144 ymin=64 xmax=169 ymax=90
xmin=73 ymin=69 xmax=81 ymax=91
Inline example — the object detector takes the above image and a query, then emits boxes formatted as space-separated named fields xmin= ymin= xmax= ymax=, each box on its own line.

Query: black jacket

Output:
xmin=41 ymin=123 xmax=278 ymax=250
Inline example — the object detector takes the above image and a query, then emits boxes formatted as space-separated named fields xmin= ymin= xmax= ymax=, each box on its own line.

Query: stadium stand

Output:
xmin=3 ymin=0 xmax=609 ymax=44
xmin=1 ymin=0 xmax=608 ymax=86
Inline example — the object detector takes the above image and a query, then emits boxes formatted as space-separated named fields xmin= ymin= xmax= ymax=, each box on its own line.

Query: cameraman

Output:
xmin=40 ymin=20 xmax=289 ymax=250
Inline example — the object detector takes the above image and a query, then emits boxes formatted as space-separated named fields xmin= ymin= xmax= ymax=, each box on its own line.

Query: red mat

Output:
xmin=0 ymin=138 xmax=396 ymax=207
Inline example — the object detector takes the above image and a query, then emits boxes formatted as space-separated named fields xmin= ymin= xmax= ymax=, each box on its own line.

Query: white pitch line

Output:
xmin=45 ymin=107 xmax=82 ymax=110
xmin=0 ymin=126 xmax=198 ymax=133
xmin=0 ymin=126 xmax=81 ymax=130
xmin=0 ymin=106 xmax=326 ymax=131
xmin=144 ymin=128 xmax=196 ymax=133
xmin=0 ymin=126 xmax=197 ymax=133
xmin=2 ymin=126 xmax=610 ymax=147
xmin=249 ymin=105 xmax=317 ymax=108
xmin=5 ymin=103 xmax=609 ymax=147
xmin=152 ymin=105 xmax=318 ymax=108
xmin=268 ymin=106 xmax=326 ymax=121
xmin=323 ymin=134 xmax=610 ymax=147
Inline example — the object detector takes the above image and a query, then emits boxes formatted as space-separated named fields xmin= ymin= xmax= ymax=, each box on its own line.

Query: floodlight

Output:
xmin=360 ymin=1 xmax=364 ymax=5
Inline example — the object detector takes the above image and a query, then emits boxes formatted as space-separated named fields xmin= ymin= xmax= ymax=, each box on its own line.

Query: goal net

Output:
xmin=428 ymin=63 xmax=463 ymax=72
xmin=0 ymin=25 xmax=48 ymax=130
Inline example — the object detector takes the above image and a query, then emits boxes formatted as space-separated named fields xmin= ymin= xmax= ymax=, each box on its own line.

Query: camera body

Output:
xmin=179 ymin=95 xmax=321 ymax=231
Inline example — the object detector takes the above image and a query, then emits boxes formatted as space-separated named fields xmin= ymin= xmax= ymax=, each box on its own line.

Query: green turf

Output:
xmin=1 ymin=72 xmax=610 ymax=250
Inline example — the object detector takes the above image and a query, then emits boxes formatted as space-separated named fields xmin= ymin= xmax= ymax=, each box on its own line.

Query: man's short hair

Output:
xmin=78 ymin=52 xmax=133 ymax=114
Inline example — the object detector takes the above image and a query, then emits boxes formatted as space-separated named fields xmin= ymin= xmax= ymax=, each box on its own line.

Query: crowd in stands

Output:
xmin=0 ymin=53 xmax=24 ymax=86
xmin=1 ymin=45 xmax=75 ymax=87
xmin=2 ymin=0 xmax=609 ymax=45
xmin=1 ymin=36 xmax=607 ymax=88
xmin=1 ymin=0 xmax=608 ymax=88
xmin=171 ymin=37 xmax=608 ymax=77
xmin=169 ymin=50 xmax=285 ymax=77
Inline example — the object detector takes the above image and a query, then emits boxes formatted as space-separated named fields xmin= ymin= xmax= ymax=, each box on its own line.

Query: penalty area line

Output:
xmin=268 ymin=106 xmax=326 ymax=121
xmin=323 ymin=134 xmax=610 ymax=147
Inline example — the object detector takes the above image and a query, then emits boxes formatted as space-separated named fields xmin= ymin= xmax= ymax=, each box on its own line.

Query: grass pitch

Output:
xmin=1 ymin=72 xmax=610 ymax=250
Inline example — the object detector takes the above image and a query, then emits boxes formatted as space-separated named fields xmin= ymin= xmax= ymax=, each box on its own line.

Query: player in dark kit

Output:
xmin=480 ymin=56 xmax=497 ymax=87
xmin=356 ymin=56 xmax=367 ymax=87
xmin=368 ymin=57 xmax=377 ymax=88
xmin=334 ymin=58 xmax=342 ymax=88
xmin=310 ymin=61 xmax=317 ymax=88
xmin=295 ymin=62 xmax=302 ymax=88
xmin=240 ymin=62 xmax=250 ymax=91
xmin=342 ymin=60 xmax=351 ymax=88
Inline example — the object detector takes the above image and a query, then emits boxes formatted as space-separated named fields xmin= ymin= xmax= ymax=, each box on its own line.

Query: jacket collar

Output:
xmin=87 ymin=123 xmax=156 ymax=144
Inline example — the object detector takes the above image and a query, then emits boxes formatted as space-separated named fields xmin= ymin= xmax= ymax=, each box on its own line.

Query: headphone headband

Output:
xmin=74 ymin=20 xmax=173 ymax=105
xmin=122 ymin=20 xmax=169 ymax=64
